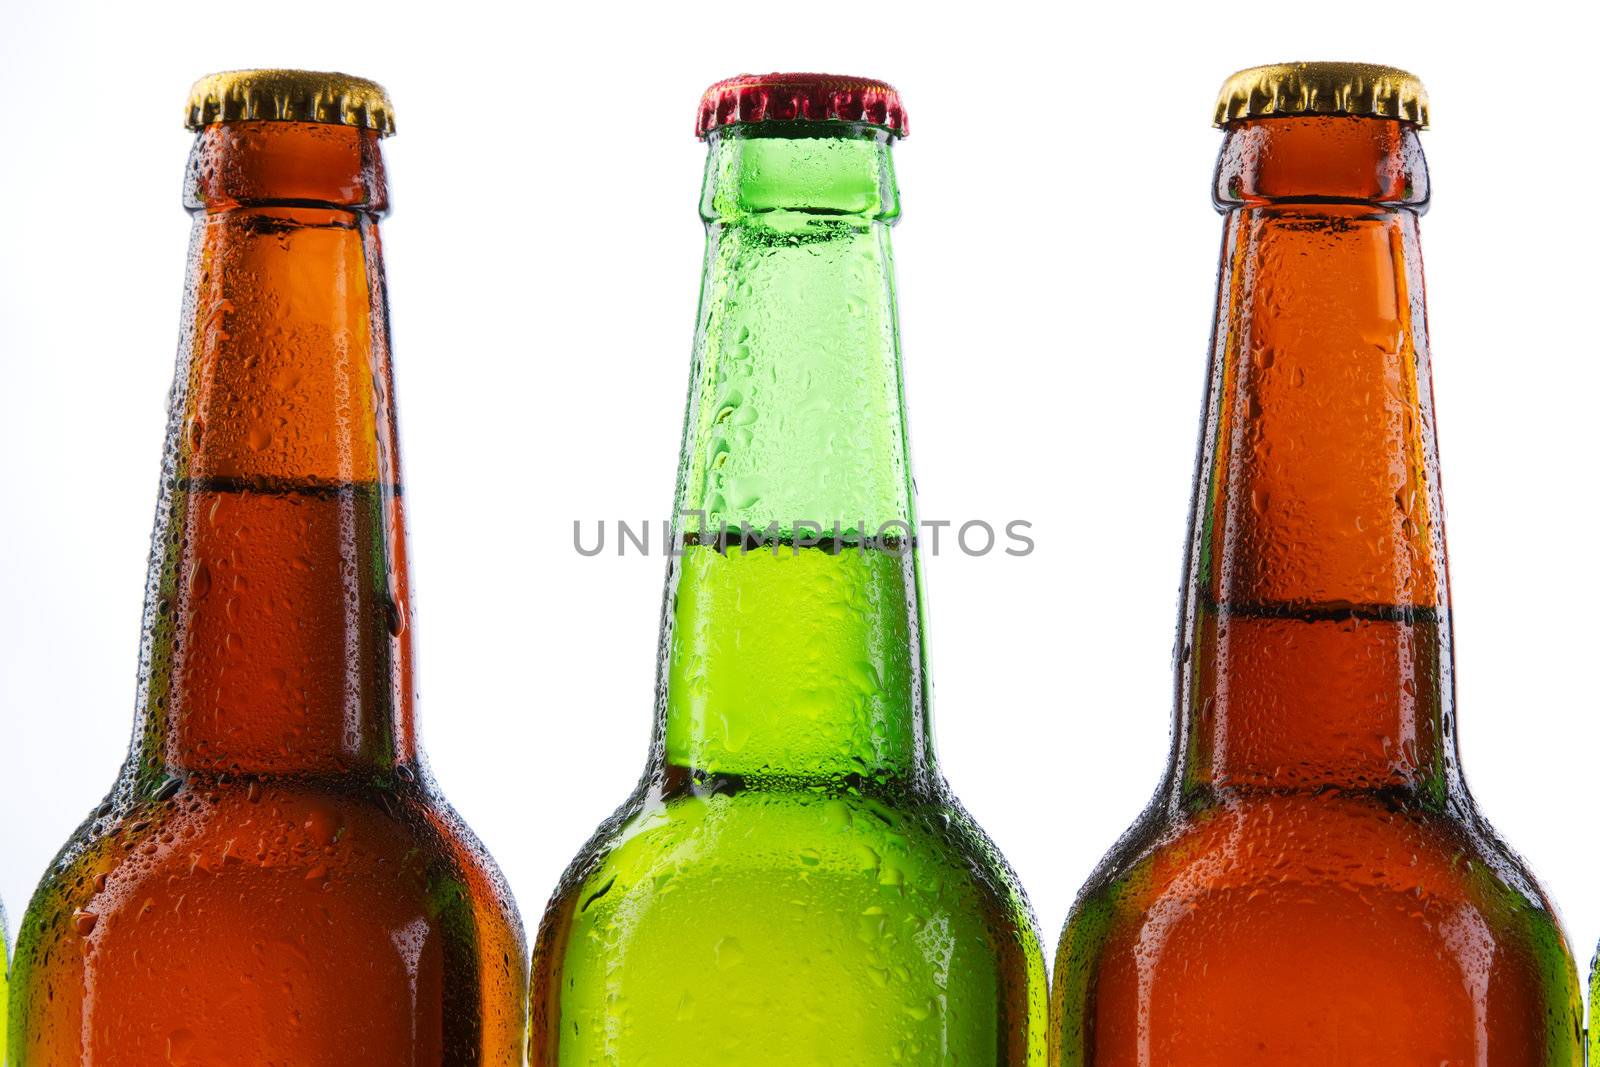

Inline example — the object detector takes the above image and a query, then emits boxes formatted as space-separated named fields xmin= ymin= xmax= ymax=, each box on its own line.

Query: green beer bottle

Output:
xmin=531 ymin=73 xmax=1048 ymax=1064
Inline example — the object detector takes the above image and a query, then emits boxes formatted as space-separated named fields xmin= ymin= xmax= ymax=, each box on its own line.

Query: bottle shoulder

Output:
xmin=16 ymin=771 xmax=525 ymax=960
xmin=1053 ymin=790 xmax=1582 ymax=1063
xmin=10 ymin=771 xmax=529 ymax=1062
xmin=1060 ymin=788 xmax=1573 ymax=980
xmin=533 ymin=779 xmax=1048 ymax=1065
xmin=1075 ymin=789 xmax=1553 ymax=913
xmin=540 ymin=779 xmax=1040 ymax=947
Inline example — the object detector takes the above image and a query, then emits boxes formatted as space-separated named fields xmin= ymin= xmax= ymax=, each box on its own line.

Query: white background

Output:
xmin=2 ymin=0 xmax=1596 ymax=1002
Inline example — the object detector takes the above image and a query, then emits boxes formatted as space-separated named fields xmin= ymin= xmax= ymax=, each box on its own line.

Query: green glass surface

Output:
xmin=531 ymin=123 xmax=1047 ymax=1065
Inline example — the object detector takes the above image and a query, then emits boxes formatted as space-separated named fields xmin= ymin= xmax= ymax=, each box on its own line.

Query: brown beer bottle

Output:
xmin=7 ymin=70 xmax=527 ymax=1064
xmin=1051 ymin=63 xmax=1583 ymax=1065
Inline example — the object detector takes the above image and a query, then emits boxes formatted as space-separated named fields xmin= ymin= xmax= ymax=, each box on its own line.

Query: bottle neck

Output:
xmin=1177 ymin=117 xmax=1454 ymax=796
xmin=134 ymin=122 xmax=413 ymax=780
xmin=657 ymin=124 xmax=933 ymax=784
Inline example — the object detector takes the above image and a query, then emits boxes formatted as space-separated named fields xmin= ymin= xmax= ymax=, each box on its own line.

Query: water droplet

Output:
xmin=714 ymin=935 xmax=744 ymax=968
xmin=167 ymin=1028 xmax=196 ymax=1065
xmin=303 ymin=805 xmax=340 ymax=847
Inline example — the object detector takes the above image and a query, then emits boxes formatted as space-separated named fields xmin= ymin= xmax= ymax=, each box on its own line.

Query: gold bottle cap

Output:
xmin=185 ymin=69 xmax=395 ymax=136
xmin=1213 ymin=61 xmax=1428 ymax=128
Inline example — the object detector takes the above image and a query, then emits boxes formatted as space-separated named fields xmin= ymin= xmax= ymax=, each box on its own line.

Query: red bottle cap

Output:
xmin=696 ymin=73 xmax=908 ymax=139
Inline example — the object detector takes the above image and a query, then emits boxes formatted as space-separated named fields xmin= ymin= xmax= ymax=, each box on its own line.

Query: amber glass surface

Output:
xmin=1051 ymin=116 xmax=1582 ymax=1065
xmin=9 ymin=121 xmax=526 ymax=1065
